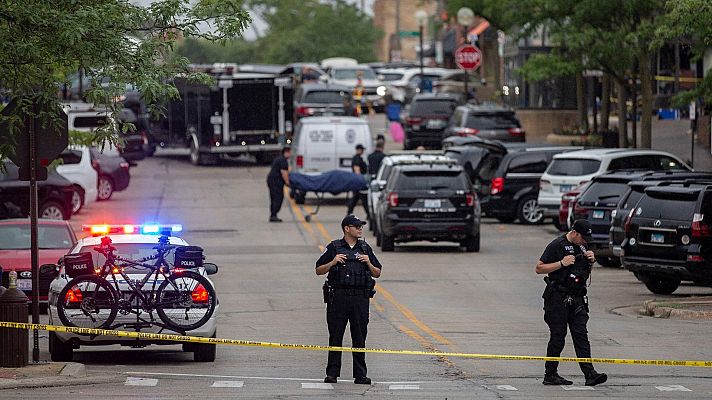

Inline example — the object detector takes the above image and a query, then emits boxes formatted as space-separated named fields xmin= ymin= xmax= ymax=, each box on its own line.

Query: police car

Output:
xmin=45 ymin=224 xmax=219 ymax=362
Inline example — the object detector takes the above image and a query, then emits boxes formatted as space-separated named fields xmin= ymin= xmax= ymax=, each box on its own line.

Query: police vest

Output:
xmin=327 ymin=240 xmax=375 ymax=288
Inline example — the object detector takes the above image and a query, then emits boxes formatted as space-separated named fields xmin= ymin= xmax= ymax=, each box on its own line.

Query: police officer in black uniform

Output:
xmin=346 ymin=144 xmax=369 ymax=217
xmin=367 ymin=141 xmax=386 ymax=177
xmin=316 ymin=215 xmax=382 ymax=385
xmin=266 ymin=147 xmax=291 ymax=222
xmin=535 ymin=219 xmax=607 ymax=386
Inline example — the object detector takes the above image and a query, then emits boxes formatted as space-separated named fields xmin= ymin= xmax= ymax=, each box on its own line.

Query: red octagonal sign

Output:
xmin=455 ymin=44 xmax=482 ymax=71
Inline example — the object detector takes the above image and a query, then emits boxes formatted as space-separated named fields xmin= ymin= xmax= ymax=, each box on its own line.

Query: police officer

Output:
xmin=266 ymin=147 xmax=291 ymax=222
xmin=367 ymin=141 xmax=386 ymax=177
xmin=346 ymin=144 xmax=369 ymax=217
xmin=535 ymin=219 xmax=607 ymax=386
xmin=316 ymin=215 xmax=382 ymax=385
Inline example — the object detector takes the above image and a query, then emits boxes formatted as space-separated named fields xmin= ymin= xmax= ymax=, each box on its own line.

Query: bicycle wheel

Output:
xmin=155 ymin=270 xmax=217 ymax=331
xmin=57 ymin=275 xmax=118 ymax=329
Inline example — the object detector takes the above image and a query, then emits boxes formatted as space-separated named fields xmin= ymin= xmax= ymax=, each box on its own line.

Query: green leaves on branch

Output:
xmin=517 ymin=53 xmax=579 ymax=81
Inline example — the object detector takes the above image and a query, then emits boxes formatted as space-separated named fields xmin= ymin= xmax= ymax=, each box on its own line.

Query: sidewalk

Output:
xmin=0 ymin=362 xmax=120 ymax=390
xmin=642 ymin=297 xmax=712 ymax=321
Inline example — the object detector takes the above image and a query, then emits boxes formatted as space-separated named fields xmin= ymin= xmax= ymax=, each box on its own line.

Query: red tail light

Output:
xmin=692 ymin=213 xmax=709 ymax=238
xmin=64 ymin=288 xmax=83 ymax=304
xmin=296 ymin=106 xmax=314 ymax=117
xmin=406 ymin=117 xmax=422 ymax=125
xmin=454 ymin=127 xmax=479 ymax=136
xmin=192 ymin=284 xmax=209 ymax=303
xmin=296 ymin=155 xmax=304 ymax=168
xmin=508 ymin=127 xmax=525 ymax=137
xmin=91 ymin=159 xmax=100 ymax=172
xmin=688 ymin=254 xmax=704 ymax=262
xmin=388 ymin=192 xmax=399 ymax=207
xmin=142 ymin=132 xmax=149 ymax=145
xmin=623 ymin=208 xmax=636 ymax=234
xmin=466 ymin=192 xmax=475 ymax=207
xmin=490 ymin=177 xmax=505 ymax=195
xmin=119 ymin=162 xmax=129 ymax=169
xmin=573 ymin=201 xmax=587 ymax=218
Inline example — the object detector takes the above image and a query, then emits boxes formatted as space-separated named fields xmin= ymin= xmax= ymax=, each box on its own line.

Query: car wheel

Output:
xmin=189 ymin=139 xmax=202 ymax=165
xmin=381 ymin=233 xmax=394 ymax=252
xmin=40 ymin=201 xmax=68 ymax=220
xmin=97 ymin=175 xmax=114 ymax=201
xmin=49 ymin=331 xmax=73 ymax=362
xmin=70 ymin=187 xmax=83 ymax=214
xmin=194 ymin=333 xmax=217 ymax=362
xmin=643 ymin=277 xmax=681 ymax=295
xmin=462 ymin=234 xmax=480 ymax=252
xmin=496 ymin=216 xmax=516 ymax=223
xmin=517 ymin=195 xmax=544 ymax=225
xmin=595 ymin=256 xmax=622 ymax=268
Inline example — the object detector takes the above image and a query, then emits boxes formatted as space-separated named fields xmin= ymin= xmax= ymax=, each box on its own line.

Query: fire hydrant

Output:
xmin=0 ymin=270 xmax=29 ymax=367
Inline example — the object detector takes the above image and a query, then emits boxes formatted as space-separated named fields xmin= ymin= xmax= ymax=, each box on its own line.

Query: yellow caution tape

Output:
xmin=654 ymin=75 xmax=702 ymax=83
xmin=1 ymin=321 xmax=711 ymax=368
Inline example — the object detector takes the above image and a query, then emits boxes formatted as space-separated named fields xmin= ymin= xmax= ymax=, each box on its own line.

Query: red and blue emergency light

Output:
xmin=82 ymin=224 xmax=183 ymax=236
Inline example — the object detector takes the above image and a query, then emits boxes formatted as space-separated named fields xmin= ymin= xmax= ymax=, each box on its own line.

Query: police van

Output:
xmin=291 ymin=116 xmax=373 ymax=175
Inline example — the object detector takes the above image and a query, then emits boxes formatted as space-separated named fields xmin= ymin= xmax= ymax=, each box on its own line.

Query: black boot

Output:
xmin=543 ymin=373 xmax=573 ymax=385
xmin=585 ymin=371 xmax=607 ymax=386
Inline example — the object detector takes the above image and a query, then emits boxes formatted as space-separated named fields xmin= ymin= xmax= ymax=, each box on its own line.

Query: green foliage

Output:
xmin=0 ymin=0 xmax=251 ymax=159
xmin=517 ymin=53 xmax=578 ymax=81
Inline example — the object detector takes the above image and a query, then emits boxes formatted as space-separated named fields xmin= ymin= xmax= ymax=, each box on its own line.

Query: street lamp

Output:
xmin=456 ymin=7 xmax=475 ymax=99
xmin=415 ymin=10 xmax=428 ymax=78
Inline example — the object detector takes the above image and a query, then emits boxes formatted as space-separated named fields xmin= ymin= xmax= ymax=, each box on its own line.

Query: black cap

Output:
xmin=572 ymin=219 xmax=593 ymax=242
xmin=355 ymin=144 xmax=365 ymax=150
xmin=341 ymin=214 xmax=367 ymax=228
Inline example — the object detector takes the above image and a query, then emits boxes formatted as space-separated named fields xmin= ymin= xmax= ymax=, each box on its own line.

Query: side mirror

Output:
xmin=203 ymin=262 xmax=218 ymax=275
xmin=370 ymin=180 xmax=381 ymax=191
xmin=40 ymin=264 xmax=59 ymax=279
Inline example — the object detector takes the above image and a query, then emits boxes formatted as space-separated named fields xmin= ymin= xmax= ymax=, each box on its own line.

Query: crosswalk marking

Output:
xmin=389 ymin=384 xmax=420 ymax=390
xmin=495 ymin=385 xmax=518 ymax=391
xmin=301 ymin=382 xmax=333 ymax=389
xmin=211 ymin=381 xmax=244 ymax=388
xmin=562 ymin=385 xmax=594 ymax=390
xmin=656 ymin=385 xmax=692 ymax=392
xmin=125 ymin=377 xmax=158 ymax=386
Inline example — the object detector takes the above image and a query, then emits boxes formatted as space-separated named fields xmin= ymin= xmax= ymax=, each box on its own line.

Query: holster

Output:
xmin=322 ymin=281 xmax=333 ymax=304
xmin=542 ymin=277 xmax=554 ymax=300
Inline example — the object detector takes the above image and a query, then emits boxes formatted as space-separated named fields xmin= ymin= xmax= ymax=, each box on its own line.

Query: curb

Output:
xmin=642 ymin=299 xmax=712 ymax=321
xmin=0 ymin=362 xmax=122 ymax=390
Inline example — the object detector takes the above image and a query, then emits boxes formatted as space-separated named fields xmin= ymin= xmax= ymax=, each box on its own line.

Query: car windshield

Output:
xmin=580 ymin=181 xmax=630 ymax=204
xmin=410 ymin=100 xmax=458 ymax=116
xmin=547 ymin=159 xmax=601 ymax=176
xmin=303 ymin=90 xmax=349 ymax=103
xmin=466 ymin=113 xmax=519 ymax=129
xmin=333 ymin=68 xmax=377 ymax=80
xmin=396 ymin=170 xmax=468 ymax=190
xmin=380 ymin=73 xmax=404 ymax=81
xmin=73 ymin=116 xmax=108 ymax=129
xmin=78 ymin=243 xmax=185 ymax=274
xmin=0 ymin=224 xmax=73 ymax=250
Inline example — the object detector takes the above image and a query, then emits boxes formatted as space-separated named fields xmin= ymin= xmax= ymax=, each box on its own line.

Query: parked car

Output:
xmin=0 ymin=160 xmax=74 ymax=220
xmin=0 ymin=218 xmax=77 ymax=306
xmin=403 ymin=93 xmax=462 ymax=150
xmin=90 ymin=147 xmax=131 ymax=201
xmin=374 ymin=163 xmax=480 ymax=252
xmin=621 ymin=180 xmax=712 ymax=294
xmin=378 ymin=67 xmax=452 ymax=103
xmin=325 ymin=64 xmax=386 ymax=110
xmin=480 ymin=147 xmax=583 ymax=224
xmin=432 ymin=70 xmax=482 ymax=96
xmin=56 ymin=146 xmax=98 ymax=214
xmin=538 ymin=149 xmax=691 ymax=224
xmin=293 ymin=83 xmax=351 ymax=120
xmin=557 ymin=182 xmax=591 ymax=231
xmin=368 ymin=153 xmax=458 ymax=233
xmin=443 ymin=103 xmax=525 ymax=143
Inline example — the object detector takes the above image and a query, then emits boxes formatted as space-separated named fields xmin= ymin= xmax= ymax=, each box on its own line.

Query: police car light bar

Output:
xmin=82 ymin=224 xmax=183 ymax=236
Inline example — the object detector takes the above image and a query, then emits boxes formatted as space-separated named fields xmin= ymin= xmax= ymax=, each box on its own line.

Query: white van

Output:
xmin=291 ymin=117 xmax=373 ymax=175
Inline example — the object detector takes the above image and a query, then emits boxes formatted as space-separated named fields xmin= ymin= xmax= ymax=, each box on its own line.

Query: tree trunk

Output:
xmin=640 ymin=48 xmax=653 ymax=149
xmin=601 ymin=74 xmax=610 ymax=131
xmin=576 ymin=73 xmax=588 ymax=130
xmin=616 ymin=79 xmax=628 ymax=148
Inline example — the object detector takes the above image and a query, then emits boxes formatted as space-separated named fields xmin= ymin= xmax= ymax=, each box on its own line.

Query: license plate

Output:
xmin=592 ymin=210 xmax=605 ymax=219
xmin=559 ymin=184 xmax=573 ymax=193
xmin=322 ymin=112 xmax=334 ymax=116
xmin=650 ymin=233 xmax=665 ymax=243
xmin=426 ymin=120 xmax=444 ymax=129
xmin=424 ymin=199 xmax=442 ymax=208
xmin=17 ymin=279 xmax=32 ymax=291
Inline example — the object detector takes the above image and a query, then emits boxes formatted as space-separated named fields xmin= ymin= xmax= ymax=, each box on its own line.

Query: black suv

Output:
xmin=402 ymin=93 xmax=462 ymax=150
xmin=293 ymin=83 xmax=351 ymax=119
xmin=374 ymin=163 xmax=480 ymax=252
xmin=0 ymin=161 xmax=74 ymax=220
xmin=443 ymin=104 xmax=525 ymax=143
xmin=621 ymin=180 xmax=712 ymax=294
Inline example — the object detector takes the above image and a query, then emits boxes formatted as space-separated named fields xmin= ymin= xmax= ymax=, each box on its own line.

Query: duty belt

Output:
xmin=332 ymin=287 xmax=370 ymax=296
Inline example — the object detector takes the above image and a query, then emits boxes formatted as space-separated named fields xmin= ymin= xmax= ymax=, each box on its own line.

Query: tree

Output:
xmin=0 ymin=0 xmax=251 ymax=160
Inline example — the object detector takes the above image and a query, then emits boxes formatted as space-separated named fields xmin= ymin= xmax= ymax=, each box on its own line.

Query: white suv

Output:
xmin=537 ymin=149 xmax=690 ymax=219
xmin=56 ymin=146 xmax=98 ymax=214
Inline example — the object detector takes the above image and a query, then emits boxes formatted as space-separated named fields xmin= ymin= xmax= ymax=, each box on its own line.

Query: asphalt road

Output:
xmin=6 ymin=146 xmax=712 ymax=399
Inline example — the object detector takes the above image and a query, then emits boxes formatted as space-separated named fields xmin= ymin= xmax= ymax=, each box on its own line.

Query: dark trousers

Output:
xmin=544 ymin=293 xmax=595 ymax=376
xmin=267 ymin=179 xmax=284 ymax=218
xmin=346 ymin=190 xmax=368 ymax=217
xmin=326 ymin=292 xmax=369 ymax=378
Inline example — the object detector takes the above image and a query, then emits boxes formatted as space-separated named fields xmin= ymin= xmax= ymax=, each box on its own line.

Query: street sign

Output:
xmin=455 ymin=44 xmax=482 ymax=71
xmin=399 ymin=31 xmax=420 ymax=37
xmin=0 ymin=98 xmax=68 ymax=180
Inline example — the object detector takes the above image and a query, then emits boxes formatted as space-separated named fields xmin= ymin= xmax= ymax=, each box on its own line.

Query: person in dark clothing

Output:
xmin=367 ymin=142 xmax=385 ymax=177
xmin=266 ymin=147 xmax=292 ymax=222
xmin=343 ymin=97 xmax=358 ymax=117
xmin=347 ymin=144 xmax=369 ymax=217
xmin=535 ymin=219 xmax=608 ymax=387
xmin=316 ymin=214 xmax=382 ymax=385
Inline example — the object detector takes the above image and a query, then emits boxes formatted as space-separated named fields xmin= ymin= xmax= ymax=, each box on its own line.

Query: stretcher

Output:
xmin=289 ymin=170 xmax=368 ymax=222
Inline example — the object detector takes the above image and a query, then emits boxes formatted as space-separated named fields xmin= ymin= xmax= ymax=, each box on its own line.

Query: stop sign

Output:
xmin=455 ymin=44 xmax=482 ymax=71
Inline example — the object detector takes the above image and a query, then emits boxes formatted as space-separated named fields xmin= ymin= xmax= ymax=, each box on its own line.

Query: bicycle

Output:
xmin=56 ymin=235 xmax=217 ymax=334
